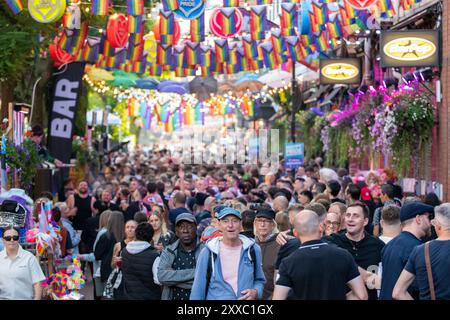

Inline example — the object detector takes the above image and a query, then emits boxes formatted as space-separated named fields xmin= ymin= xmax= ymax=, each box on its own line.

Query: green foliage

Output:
xmin=297 ymin=111 xmax=325 ymax=160
xmin=324 ymin=126 xmax=350 ymax=168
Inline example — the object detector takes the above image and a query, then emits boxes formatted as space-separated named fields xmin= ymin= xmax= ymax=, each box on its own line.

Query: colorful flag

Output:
xmin=215 ymin=39 xmax=230 ymax=63
xmin=172 ymin=45 xmax=185 ymax=69
xmin=286 ymin=36 xmax=305 ymax=62
xmin=68 ymin=22 xmax=89 ymax=56
xmin=92 ymin=0 xmax=109 ymax=16
xmin=201 ymin=45 xmax=215 ymax=67
xmin=190 ymin=13 xmax=205 ymax=42
xmin=162 ymin=0 xmax=179 ymax=11
xmin=256 ymin=0 xmax=272 ymax=4
xmin=58 ymin=29 xmax=74 ymax=52
xmin=250 ymin=6 xmax=267 ymax=41
xmin=280 ymin=3 xmax=297 ymax=36
xmin=128 ymin=15 xmax=144 ymax=34
xmin=148 ymin=63 xmax=163 ymax=76
xmin=242 ymin=35 xmax=260 ymax=59
xmin=270 ymin=28 xmax=287 ymax=56
xmin=157 ymin=44 xmax=173 ymax=66
xmin=127 ymin=0 xmax=144 ymax=16
xmin=219 ymin=8 xmax=240 ymax=36
xmin=259 ymin=42 xmax=278 ymax=69
xmin=127 ymin=42 xmax=144 ymax=61
xmin=223 ymin=0 xmax=239 ymax=6
xmin=184 ymin=42 xmax=201 ymax=67
xmin=327 ymin=18 xmax=343 ymax=39
xmin=101 ymin=35 xmax=116 ymax=56
xmin=315 ymin=31 xmax=330 ymax=52
xmin=159 ymin=10 xmax=175 ymax=46
xmin=378 ymin=0 xmax=396 ymax=18
xmin=4 ymin=0 xmax=23 ymax=14
xmin=311 ymin=2 xmax=327 ymax=28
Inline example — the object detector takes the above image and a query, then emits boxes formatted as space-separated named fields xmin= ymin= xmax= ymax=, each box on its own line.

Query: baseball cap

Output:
xmin=175 ymin=213 xmax=197 ymax=225
xmin=217 ymin=207 xmax=242 ymax=220
xmin=361 ymin=187 xmax=372 ymax=201
xmin=400 ymin=202 xmax=434 ymax=222
xmin=255 ymin=208 xmax=276 ymax=220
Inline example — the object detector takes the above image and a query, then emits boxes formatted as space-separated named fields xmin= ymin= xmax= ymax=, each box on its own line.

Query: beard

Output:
xmin=79 ymin=188 xmax=88 ymax=195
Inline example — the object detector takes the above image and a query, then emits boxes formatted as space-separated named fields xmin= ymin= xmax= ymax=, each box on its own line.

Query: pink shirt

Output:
xmin=219 ymin=241 xmax=242 ymax=296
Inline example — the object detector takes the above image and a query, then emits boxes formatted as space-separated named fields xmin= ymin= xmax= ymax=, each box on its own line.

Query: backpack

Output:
xmin=204 ymin=246 xmax=256 ymax=298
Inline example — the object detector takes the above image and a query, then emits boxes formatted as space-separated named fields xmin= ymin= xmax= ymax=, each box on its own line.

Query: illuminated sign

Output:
xmin=320 ymin=59 xmax=361 ymax=84
xmin=381 ymin=30 xmax=440 ymax=68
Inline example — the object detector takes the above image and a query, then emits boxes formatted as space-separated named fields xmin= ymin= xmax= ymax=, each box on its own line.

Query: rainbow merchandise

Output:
xmin=44 ymin=256 xmax=86 ymax=300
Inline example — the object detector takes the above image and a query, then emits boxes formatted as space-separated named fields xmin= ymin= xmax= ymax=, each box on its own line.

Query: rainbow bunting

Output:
xmin=259 ymin=42 xmax=278 ymax=69
xmin=184 ymin=42 xmax=201 ymax=67
xmin=172 ymin=45 xmax=185 ymax=69
xmin=378 ymin=0 xmax=396 ymax=18
xmin=280 ymin=3 xmax=297 ymax=37
xmin=147 ymin=64 xmax=163 ymax=76
xmin=219 ymin=8 xmax=239 ymax=37
xmin=91 ymin=0 xmax=109 ymax=16
xmin=96 ymin=54 xmax=106 ymax=68
xmin=127 ymin=0 xmax=144 ymax=16
xmin=74 ymin=48 xmax=83 ymax=62
xmin=223 ymin=0 xmax=239 ymax=6
xmin=63 ymin=5 xmax=81 ymax=29
xmin=327 ymin=18 xmax=343 ymax=39
xmin=159 ymin=10 xmax=175 ymax=46
xmin=128 ymin=32 xmax=144 ymax=47
xmin=300 ymin=34 xmax=314 ymax=47
xmin=190 ymin=13 xmax=205 ymax=42
xmin=340 ymin=0 xmax=357 ymax=26
xmin=127 ymin=43 xmax=144 ymax=61
xmin=101 ymin=36 xmax=116 ymax=56
xmin=201 ymin=45 xmax=215 ymax=67
xmin=242 ymin=35 xmax=259 ymax=59
xmin=256 ymin=0 xmax=272 ymax=4
xmin=58 ymin=30 xmax=74 ymax=52
xmin=311 ymin=3 xmax=327 ymax=28
xmin=132 ymin=60 xmax=146 ymax=73
xmin=162 ymin=0 xmax=179 ymax=12
xmin=285 ymin=36 xmax=304 ymax=62
xmin=128 ymin=15 xmax=144 ymax=34
xmin=270 ymin=28 xmax=287 ymax=56
xmin=250 ymin=6 xmax=267 ymax=41
xmin=157 ymin=44 xmax=172 ymax=66
xmin=315 ymin=31 xmax=329 ymax=52
xmin=4 ymin=0 xmax=24 ymax=14
xmin=215 ymin=39 xmax=230 ymax=63
xmin=68 ymin=22 xmax=89 ymax=56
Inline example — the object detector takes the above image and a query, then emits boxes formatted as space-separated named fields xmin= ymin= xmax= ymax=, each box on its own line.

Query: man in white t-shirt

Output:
xmin=379 ymin=205 xmax=401 ymax=244
xmin=0 ymin=227 xmax=46 ymax=300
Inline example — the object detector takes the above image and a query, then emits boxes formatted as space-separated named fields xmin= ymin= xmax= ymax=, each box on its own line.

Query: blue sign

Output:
xmin=285 ymin=142 xmax=304 ymax=170
xmin=174 ymin=0 xmax=205 ymax=20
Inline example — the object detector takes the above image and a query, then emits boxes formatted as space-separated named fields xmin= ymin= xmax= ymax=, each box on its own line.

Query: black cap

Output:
xmin=255 ymin=208 xmax=276 ymax=220
xmin=195 ymin=192 xmax=209 ymax=206
xmin=400 ymin=202 xmax=434 ymax=222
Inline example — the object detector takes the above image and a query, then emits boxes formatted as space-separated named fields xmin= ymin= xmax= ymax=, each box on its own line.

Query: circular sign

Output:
xmin=345 ymin=0 xmax=378 ymax=10
xmin=28 ymin=0 xmax=66 ymax=23
xmin=107 ymin=14 xmax=130 ymax=48
xmin=383 ymin=37 xmax=437 ymax=61
xmin=321 ymin=63 xmax=359 ymax=81
xmin=152 ymin=17 xmax=181 ymax=45
xmin=174 ymin=0 xmax=205 ymax=20
xmin=209 ymin=8 xmax=243 ymax=39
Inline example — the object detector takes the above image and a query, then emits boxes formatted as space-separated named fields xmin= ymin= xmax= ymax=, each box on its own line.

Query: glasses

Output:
xmin=3 ymin=235 xmax=19 ymax=242
xmin=326 ymin=221 xmax=340 ymax=227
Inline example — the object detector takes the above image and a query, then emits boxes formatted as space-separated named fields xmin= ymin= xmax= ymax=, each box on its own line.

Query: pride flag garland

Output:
xmin=128 ymin=15 xmax=144 ymax=34
xmin=162 ymin=0 xmax=178 ymax=12
xmin=280 ymin=3 xmax=297 ymax=37
xmin=127 ymin=0 xmax=144 ymax=16
xmin=4 ymin=0 xmax=24 ymax=14
xmin=172 ymin=45 xmax=185 ymax=69
xmin=223 ymin=0 xmax=239 ymax=7
xmin=250 ymin=6 xmax=267 ymax=41
xmin=190 ymin=13 xmax=205 ymax=43
xmin=215 ymin=39 xmax=230 ymax=63
xmin=219 ymin=8 xmax=239 ymax=36
xmin=159 ymin=10 xmax=175 ymax=46
xmin=184 ymin=42 xmax=202 ymax=67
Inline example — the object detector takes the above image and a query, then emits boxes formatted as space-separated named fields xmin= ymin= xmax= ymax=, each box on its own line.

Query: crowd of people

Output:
xmin=1 ymin=146 xmax=449 ymax=300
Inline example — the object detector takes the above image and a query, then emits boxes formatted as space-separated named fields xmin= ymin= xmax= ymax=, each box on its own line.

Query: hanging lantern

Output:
xmin=107 ymin=13 xmax=130 ymax=48
xmin=209 ymin=8 xmax=243 ymax=39
xmin=152 ymin=16 xmax=181 ymax=45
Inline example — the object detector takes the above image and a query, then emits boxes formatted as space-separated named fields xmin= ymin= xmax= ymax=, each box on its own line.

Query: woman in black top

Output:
xmin=94 ymin=211 xmax=124 ymax=285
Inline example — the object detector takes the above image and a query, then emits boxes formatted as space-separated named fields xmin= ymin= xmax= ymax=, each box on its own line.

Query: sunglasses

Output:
xmin=3 ymin=235 xmax=19 ymax=242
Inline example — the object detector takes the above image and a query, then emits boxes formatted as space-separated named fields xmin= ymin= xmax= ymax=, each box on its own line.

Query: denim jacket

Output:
xmin=190 ymin=235 xmax=266 ymax=300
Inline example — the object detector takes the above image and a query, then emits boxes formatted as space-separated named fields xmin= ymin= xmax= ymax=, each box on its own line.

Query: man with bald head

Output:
xmin=273 ymin=210 xmax=367 ymax=300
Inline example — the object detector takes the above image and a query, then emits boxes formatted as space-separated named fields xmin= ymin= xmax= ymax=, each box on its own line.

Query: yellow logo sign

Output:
xmin=383 ymin=37 xmax=436 ymax=61
xmin=28 ymin=0 xmax=66 ymax=23
xmin=321 ymin=63 xmax=359 ymax=81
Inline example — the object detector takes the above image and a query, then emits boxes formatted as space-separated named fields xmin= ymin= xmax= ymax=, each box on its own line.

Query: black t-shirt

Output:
xmin=324 ymin=231 xmax=385 ymax=300
xmin=72 ymin=194 xmax=93 ymax=231
xmin=94 ymin=200 xmax=120 ymax=214
xmin=275 ymin=238 xmax=301 ymax=269
xmin=405 ymin=240 xmax=450 ymax=300
xmin=276 ymin=240 xmax=360 ymax=300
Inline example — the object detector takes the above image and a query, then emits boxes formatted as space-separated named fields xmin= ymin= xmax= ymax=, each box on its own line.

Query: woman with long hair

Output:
xmin=111 ymin=220 xmax=138 ymax=269
xmin=94 ymin=211 xmax=124 ymax=288
xmin=148 ymin=211 xmax=175 ymax=253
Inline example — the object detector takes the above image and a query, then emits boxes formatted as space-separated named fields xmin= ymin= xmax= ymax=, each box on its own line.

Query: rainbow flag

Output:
xmin=4 ymin=0 xmax=24 ymax=14
xmin=270 ymin=28 xmax=287 ymax=56
xmin=223 ymin=0 xmax=239 ymax=6
xmin=201 ymin=45 xmax=214 ymax=67
xmin=256 ymin=0 xmax=272 ymax=4
xmin=132 ymin=60 xmax=146 ymax=73
xmin=312 ymin=3 xmax=327 ymax=27
xmin=58 ymin=30 xmax=74 ymax=52
xmin=215 ymin=39 xmax=229 ymax=63
xmin=157 ymin=44 xmax=172 ymax=66
xmin=101 ymin=36 xmax=116 ymax=56
xmin=68 ymin=22 xmax=89 ymax=56
xmin=225 ymin=63 xmax=241 ymax=75
xmin=280 ymin=3 xmax=297 ymax=36
xmin=250 ymin=6 xmax=267 ymax=41
xmin=220 ymin=8 xmax=239 ymax=36
xmin=128 ymin=15 xmax=144 ymax=34
xmin=300 ymin=34 xmax=314 ymax=47
xmin=315 ymin=31 xmax=329 ymax=52
xmin=148 ymin=64 xmax=163 ymax=76
xmin=127 ymin=42 xmax=144 ymax=61
xmin=190 ymin=13 xmax=205 ymax=42
xmin=340 ymin=0 xmax=356 ymax=26
xmin=162 ymin=0 xmax=179 ymax=12
xmin=159 ymin=10 xmax=175 ymax=46
xmin=171 ymin=45 xmax=184 ymax=69
xmin=285 ymin=36 xmax=303 ymax=62
xmin=184 ymin=42 xmax=201 ymax=67
xmin=128 ymin=32 xmax=144 ymax=47
xmin=401 ymin=0 xmax=419 ymax=10
xmin=242 ymin=35 xmax=259 ymax=59
xmin=260 ymin=42 xmax=278 ymax=69
xmin=92 ymin=0 xmax=109 ymax=16
xmin=127 ymin=0 xmax=144 ymax=16
xmin=96 ymin=54 xmax=106 ymax=68
xmin=327 ymin=18 xmax=343 ymax=39
xmin=160 ymin=104 xmax=171 ymax=123
xmin=378 ymin=0 xmax=396 ymax=18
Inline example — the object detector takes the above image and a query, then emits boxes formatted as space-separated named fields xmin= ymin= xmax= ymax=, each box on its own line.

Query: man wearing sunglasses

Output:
xmin=0 ymin=227 xmax=46 ymax=300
